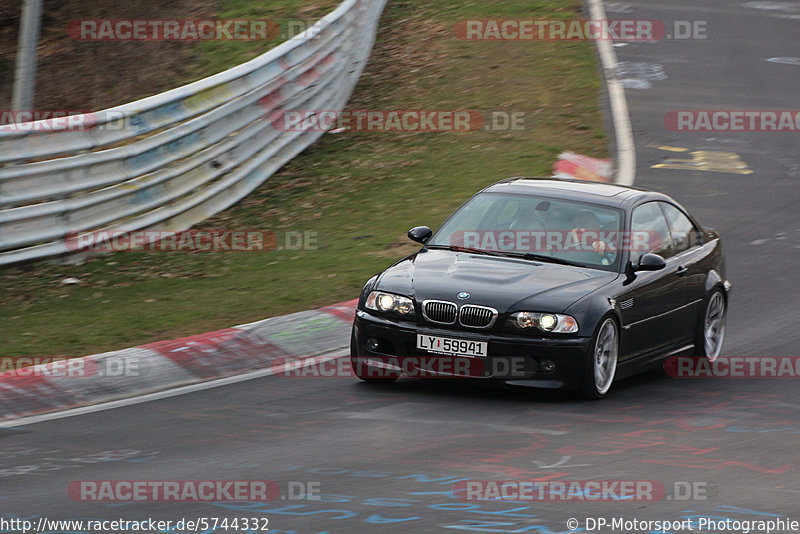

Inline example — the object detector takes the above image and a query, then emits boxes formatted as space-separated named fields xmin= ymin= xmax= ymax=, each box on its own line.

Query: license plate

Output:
xmin=417 ymin=334 xmax=487 ymax=357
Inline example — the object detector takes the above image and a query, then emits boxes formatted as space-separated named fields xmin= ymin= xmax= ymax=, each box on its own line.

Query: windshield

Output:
xmin=428 ymin=192 xmax=624 ymax=271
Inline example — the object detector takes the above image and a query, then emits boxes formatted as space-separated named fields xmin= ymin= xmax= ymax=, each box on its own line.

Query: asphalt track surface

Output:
xmin=3 ymin=1 xmax=800 ymax=532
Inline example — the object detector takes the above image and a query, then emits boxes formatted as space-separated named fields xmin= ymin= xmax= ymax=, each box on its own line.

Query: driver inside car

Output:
xmin=569 ymin=210 xmax=617 ymax=264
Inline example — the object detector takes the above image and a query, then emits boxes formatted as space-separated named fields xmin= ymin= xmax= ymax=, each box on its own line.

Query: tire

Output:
xmin=578 ymin=316 xmax=619 ymax=400
xmin=350 ymin=328 xmax=399 ymax=383
xmin=694 ymin=289 xmax=726 ymax=362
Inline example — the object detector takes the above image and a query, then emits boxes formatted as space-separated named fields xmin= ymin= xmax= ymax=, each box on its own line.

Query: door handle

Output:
xmin=676 ymin=265 xmax=688 ymax=277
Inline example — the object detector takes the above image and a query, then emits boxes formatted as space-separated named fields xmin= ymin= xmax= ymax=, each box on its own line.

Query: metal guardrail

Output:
xmin=0 ymin=0 xmax=387 ymax=266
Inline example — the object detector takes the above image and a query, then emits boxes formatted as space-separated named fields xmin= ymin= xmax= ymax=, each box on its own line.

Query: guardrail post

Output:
xmin=11 ymin=0 xmax=44 ymax=114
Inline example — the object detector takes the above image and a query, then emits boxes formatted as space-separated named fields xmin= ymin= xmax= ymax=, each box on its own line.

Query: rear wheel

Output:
xmin=578 ymin=317 xmax=619 ymax=400
xmin=695 ymin=289 xmax=726 ymax=362
xmin=350 ymin=328 xmax=399 ymax=383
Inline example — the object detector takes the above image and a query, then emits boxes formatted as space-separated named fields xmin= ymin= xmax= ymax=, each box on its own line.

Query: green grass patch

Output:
xmin=1 ymin=0 xmax=608 ymax=357
xmin=184 ymin=0 xmax=341 ymax=79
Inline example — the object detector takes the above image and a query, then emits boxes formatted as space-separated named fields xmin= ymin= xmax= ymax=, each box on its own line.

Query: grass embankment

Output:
xmin=1 ymin=0 xmax=607 ymax=357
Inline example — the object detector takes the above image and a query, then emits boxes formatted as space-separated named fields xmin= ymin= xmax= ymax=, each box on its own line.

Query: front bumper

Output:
xmin=352 ymin=310 xmax=593 ymax=390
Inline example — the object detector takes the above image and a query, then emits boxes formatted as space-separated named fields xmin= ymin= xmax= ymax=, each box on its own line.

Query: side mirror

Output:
xmin=634 ymin=253 xmax=667 ymax=272
xmin=408 ymin=226 xmax=433 ymax=244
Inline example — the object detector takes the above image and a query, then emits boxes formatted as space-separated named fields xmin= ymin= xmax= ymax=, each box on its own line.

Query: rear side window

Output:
xmin=630 ymin=202 xmax=673 ymax=263
xmin=661 ymin=202 xmax=701 ymax=254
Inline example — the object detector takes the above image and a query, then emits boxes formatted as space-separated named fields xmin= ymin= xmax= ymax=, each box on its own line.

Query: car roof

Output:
xmin=482 ymin=177 xmax=658 ymax=208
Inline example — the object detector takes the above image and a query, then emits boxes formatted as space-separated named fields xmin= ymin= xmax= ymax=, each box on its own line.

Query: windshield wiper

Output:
xmin=427 ymin=245 xmax=585 ymax=267
xmin=515 ymin=252 xmax=587 ymax=268
xmin=426 ymin=244 xmax=511 ymax=258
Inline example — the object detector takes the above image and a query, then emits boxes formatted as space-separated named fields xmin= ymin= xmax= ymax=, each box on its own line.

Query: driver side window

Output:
xmin=660 ymin=202 xmax=702 ymax=254
xmin=630 ymin=202 xmax=673 ymax=264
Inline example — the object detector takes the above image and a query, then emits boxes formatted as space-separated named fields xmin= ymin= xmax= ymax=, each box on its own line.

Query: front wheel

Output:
xmin=578 ymin=317 xmax=619 ymax=400
xmin=695 ymin=289 xmax=726 ymax=362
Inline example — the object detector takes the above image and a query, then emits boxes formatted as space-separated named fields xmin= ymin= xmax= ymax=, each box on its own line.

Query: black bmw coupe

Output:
xmin=351 ymin=178 xmax=730 ymax=398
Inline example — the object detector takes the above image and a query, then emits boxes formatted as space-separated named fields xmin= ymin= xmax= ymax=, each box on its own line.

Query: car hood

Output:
xmin=376 ymin=248 xmax=618 ymax=313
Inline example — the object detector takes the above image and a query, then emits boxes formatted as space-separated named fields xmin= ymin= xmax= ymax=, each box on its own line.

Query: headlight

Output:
xmin=365 ymin=291 xmax=415 ymax=316
xmin=511 ymin=312 xmax=579 ymax=333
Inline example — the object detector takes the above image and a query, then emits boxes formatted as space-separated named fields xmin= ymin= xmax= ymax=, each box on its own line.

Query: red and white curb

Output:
xmin=553 ymin=151 xmax=612 ymax=183
xmin=0 ymin=299 xmax=357 ymax=424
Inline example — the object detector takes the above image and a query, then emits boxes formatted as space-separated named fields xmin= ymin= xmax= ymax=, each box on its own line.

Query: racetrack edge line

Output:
xmin=588 ymin=0 xmax=637 ymax=186
xmin=0 ymin=351 xmax=348 ymax=428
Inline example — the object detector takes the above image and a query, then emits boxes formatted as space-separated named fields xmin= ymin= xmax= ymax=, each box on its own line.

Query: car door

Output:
xmin=617 ymin=201 xmax=687 ymax=360
xmin=660 ymin=201 xmax=706 ymax=342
